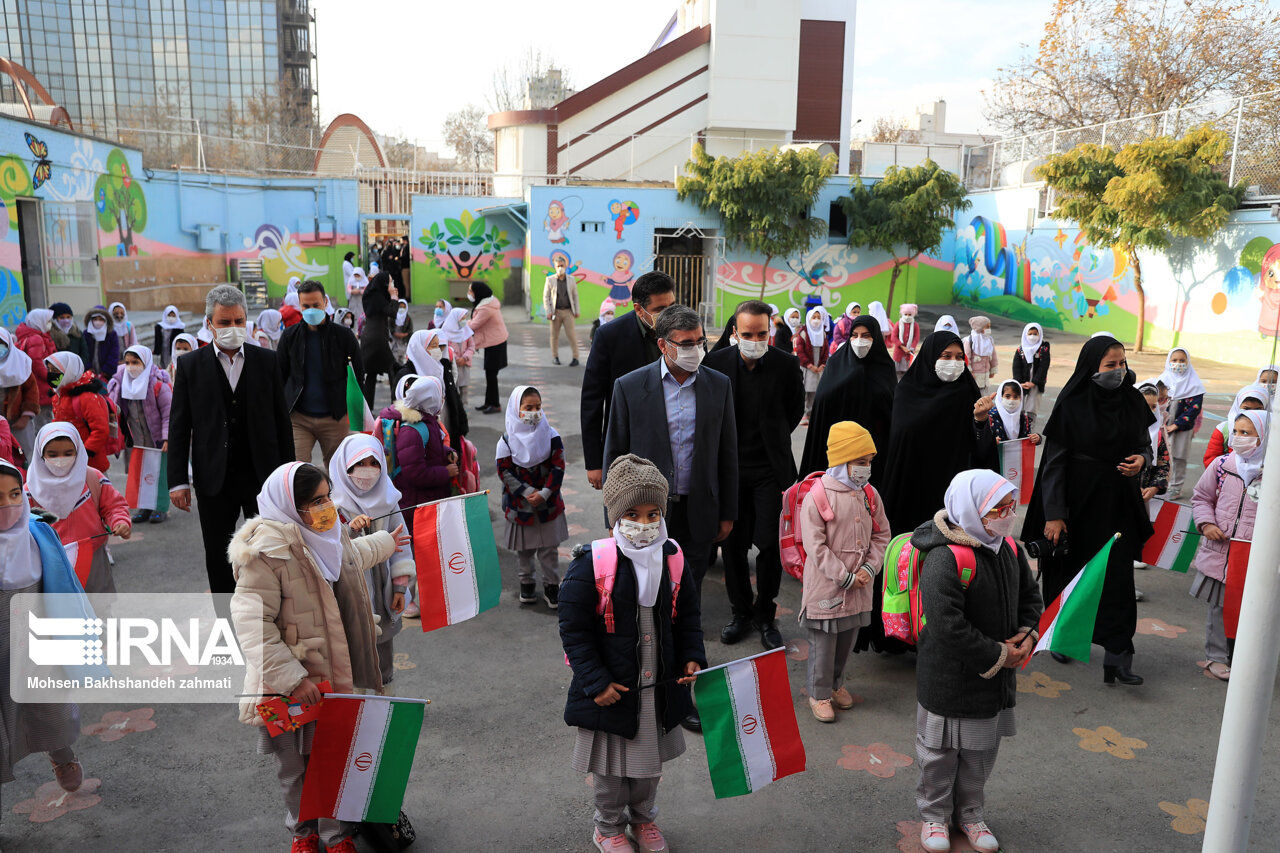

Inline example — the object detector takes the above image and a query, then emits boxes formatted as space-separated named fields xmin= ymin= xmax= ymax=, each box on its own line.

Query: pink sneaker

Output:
xmin=920 ymin=821 xmax=951 ymax=852
xmin=961 ymin=821 xmax=999 ymax=852
xmin=402 ymin=599 xmax=420 ymax=619
xmin=593 ymin=829 xmax=636 ymax=853
xmin=631 ymin=822 xmax=668 ymax=853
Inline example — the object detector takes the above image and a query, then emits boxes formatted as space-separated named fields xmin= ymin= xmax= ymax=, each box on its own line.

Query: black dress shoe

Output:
xmin=681 ymin=711 xmax=702 ymax=733
xmin=759 ymin=621 xmax=784 ymax=650
xmin=569 ymin=358 xmax=580 ymax=366
xmin=552 ymin=357 xmax=562 ymax=365
xmin=1050 ymin=652 xmax=1071 ymax=664
xmin=1103 ymin=665 xmax=1144 ymax=685
xmin=479 ymin=404 xmax=502 ymax=414
xmin=720 ymin=616 xmax=753 ymax=645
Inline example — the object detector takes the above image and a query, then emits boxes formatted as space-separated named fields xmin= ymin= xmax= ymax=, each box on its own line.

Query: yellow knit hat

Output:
xmin=827 ymin=421 xmax=876 ymax=466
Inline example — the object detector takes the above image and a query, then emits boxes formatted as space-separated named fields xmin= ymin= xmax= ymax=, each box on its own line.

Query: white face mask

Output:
xmin=667 ymin=342 xmax=704 ymax=373
xmin=519 ymin=409 xmax=543 ymax=426
xmin=846 ymin=464 xmax=872 ymax=488
xmin=1231 ymin=434 xmax=1259 ymax=454
xmin=1169 ymin=362 xmax=1188 ymax=375
xmin=902 ymin=315 xmax=915 ymax=324
xmin=1027 ymin=334 xmax=1040 ymax=345
xmin=809 ymin=320 xmax=823 ymax=330
xmin=984 ymin=513 xmax=1019 ymax=539
xmin=90 ymin=320 xmax=106 ymax=330
xmin=427 ymin=346 xmax=442 ymax=360
xmin=935 ymin=359 xmax=965 ymax=382
xmin=214 ymin=326 xmax=246 ymax=350
xmin=737 ymin=339 xmax=769 ymax=360
xmin=850 ymin=338 xmax=872 ymax=358
xmin=618 ymin=518 xmax=662 ymax=547
xmin=45 ymin=457 xmax=75 ymax=477
xmin=348 ymin=468 xmax=381 ymax=492
xmin=1000 ymin=397 xmax=1020 ymax=413
xmin=126 ymin=364 xmax=145 ymax=379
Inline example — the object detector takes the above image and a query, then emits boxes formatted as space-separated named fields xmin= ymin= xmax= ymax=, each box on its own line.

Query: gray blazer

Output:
xmin=603 ymin=360 xmax=738 ymax=543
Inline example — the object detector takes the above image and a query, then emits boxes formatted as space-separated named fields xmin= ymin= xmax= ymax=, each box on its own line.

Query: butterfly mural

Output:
xmin=25 ymin=132 xmax=52 ymax=190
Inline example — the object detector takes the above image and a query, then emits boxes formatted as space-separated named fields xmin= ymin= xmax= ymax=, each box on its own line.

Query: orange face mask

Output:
xmin=303 ymin=503 xmax=338 ymax=533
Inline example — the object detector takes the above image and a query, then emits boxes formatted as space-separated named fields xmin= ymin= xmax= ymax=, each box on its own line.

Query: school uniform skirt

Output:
xmin=505 ymin=513 xmax=569 ymax=552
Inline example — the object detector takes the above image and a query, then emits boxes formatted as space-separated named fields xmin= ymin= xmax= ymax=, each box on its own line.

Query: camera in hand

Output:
xmin=1025 ymin=535 xmax=1068 ymax=560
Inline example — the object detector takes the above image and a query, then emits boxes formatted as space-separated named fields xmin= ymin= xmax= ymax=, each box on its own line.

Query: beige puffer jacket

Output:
xmin=229 ymin=517 xmax=396 ymax=725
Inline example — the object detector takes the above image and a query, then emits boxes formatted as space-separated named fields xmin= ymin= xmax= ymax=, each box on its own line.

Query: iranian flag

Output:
xmin=347 ymin=363 xmax=376 ymax=433
xmin=62 ymin=540 xmax=96 ymax=588
xmin=1140 ymin=499 xmax=1200 ymax=572
xmin=414 ymin=493 xmax=501 ymax=632
xmin=1223 ymin=540 xmax=1252 ymax=639
xmin=298 ymin=695 xmax=425 ymax=822
xmin=1029 ymin=535 xmax=1117 ymax=665
xmin=998 ymin=438 xmax=1036 ymax=505
xmin=125 ymin=446 xmax=169 ymax=512
xmin=693 ymin=648 xmax=806 ymax=798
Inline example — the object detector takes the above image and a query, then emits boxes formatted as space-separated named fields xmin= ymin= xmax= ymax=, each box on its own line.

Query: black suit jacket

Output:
xmin=704 ymin=345 xmax=804 ymax=490
xmin=277 ymin=319 xmax=363 ymax=418
xmin=167 ymin=344 xmax=295 ymax=497
xmin=603 ymin=361 xmax=738 ymax=543
xmin=580 ymin=312 xmax=661 ymax=471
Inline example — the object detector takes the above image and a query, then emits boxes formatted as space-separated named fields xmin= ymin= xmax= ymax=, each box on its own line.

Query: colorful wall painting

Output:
xmin=608 ymin=198 xmax=639 ymax=241
xmin=94 ymin=148 xmax=147 ymax=256
xmin=410 ymin=196 xmax=521 ymax=306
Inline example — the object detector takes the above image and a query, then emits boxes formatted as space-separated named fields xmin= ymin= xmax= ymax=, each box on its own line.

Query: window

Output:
xmin=827 ymin=201 xmax=848 ymax=241
xmin=581 ymin=221 xmax=603 ymax=234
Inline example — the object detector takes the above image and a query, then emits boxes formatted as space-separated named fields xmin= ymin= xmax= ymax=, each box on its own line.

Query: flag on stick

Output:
xmin=298 ymin=695 xmax=425 ymax=822
xmin=256 ymin=680 xmax=332 ymax=737
xmin=1140 ymin=499 xmax=1199 ymax=572
xmin=1029 ymin=535 xmax=1117 ymax=665
xmin=693 ymin=648 xmax=806 ymax=798
xmin=125 ymin=446 xmax=169 ymax=512
xmin=413 ymin=493 xmax=501 ymax=632
xmin=1223 ymin=539 xmax=1251 ymax=639
xmin=347 ymin=363 xmax=376 ymax=433
xmin=62 ymin=540 xmax=95 ymax=588
xmin=997 ymin=438 xmax=1036 ymax=505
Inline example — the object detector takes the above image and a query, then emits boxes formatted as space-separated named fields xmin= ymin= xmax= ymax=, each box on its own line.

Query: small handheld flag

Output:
xmin=1029 ymin=535 xmax=1117 ymax=665
xmin=997 ymin=438 xmax=1036 ymax=505
xmin=1140 ymin=499 xmax=1200 ymax=572
xmin=413 ymin=493 xmax=501 ymax=632
xmin=125 ymin=446 xmax=169 ymax=513
xmin=347 ymin=363 xmax=376 ymax=433
xmin=256 ymin=680 xmax=332 ymax=737
xmin=1223 ymin=539 xmax=1251 ymax=639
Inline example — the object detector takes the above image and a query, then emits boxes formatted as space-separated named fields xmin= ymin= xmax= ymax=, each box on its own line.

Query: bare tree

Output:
xmin=443 ymin=105 xmax=494 ymax=171
xmin=867 ymin=115 xmax=921 ymax=144
xmin=382 ymin=135 xmax=460 ymax=171
xmin=487 ymin=48 xmax=573 ymax=112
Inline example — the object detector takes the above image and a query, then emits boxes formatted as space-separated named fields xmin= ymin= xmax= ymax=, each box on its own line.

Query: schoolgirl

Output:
xmin=108 ymin=345 xmax=173 ymax=523
xmin=1159 ymin=347 xmax=1206 ymax=498
xmin=1011 ymin=323 xmax=1050 ymax=425
xmin=795 ymin=306 xmax=830 ymax=422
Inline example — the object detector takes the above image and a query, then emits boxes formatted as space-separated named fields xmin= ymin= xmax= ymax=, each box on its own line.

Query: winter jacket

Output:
xmin=828 ymin=315 xmax=854 ymax=356
xmin=13 ymin=323 xmax=57 ymax=406
xmin=277 ymin=320 xmax=364 ymax=420
xmin=558 ymin=541 xmax=707 ymax=738
xmin=793 ymin=332 xmax=829 ymax=371
xmin=1012 ymin=342 xmax=1050 ymax=392
xmin=1190 ymin=453 xmax=1258 ymax=583
xmin=228 ymin=517 xmax=394 ymax=725
xmin=450 ymin=334 xmax=476 ymax=368
xmin=799 ymin=474 xmax=891 ymax=621
xmin=1168 ymin=395 xmax=1204 ymax=436
xmin=82 ymin=308 xmax=121 ymax=379
xmin=0 ymin=416 xmax=20 ymax=468
xmin=29 ymin=467 xmax=130 ymax=564
xmin=384 ymin=402 xmax=454 ymax=508
xmin=52 ymin=373 xmax=111 ymax=470
xmin=334 ymin=508 xmax=414 ymax=646
xmin=497 ymin=434 xmax=566 ymax=526
xmin=1203 ymin=422 xmax=1229 ymax=468
xmin=888 ymin=321 xmax=921 ymax=364
xmin=107 ymin=364 xmax=172 ymax=445
xmin=964 ymin=335 xmax=999 ymax=382
xmin=468 ymin=298 xmax=508 ymax=351
xmin=1 ymin=374 xmax=39 ymax=423
xmin=911 ymin=511 xmax=1043 ymax=719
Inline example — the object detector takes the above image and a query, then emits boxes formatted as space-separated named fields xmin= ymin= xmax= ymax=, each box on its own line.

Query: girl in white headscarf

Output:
xmin=328 ymin=434 xmax=413 ymax=683
xmin=390 ymin=299 xmax=413 ymax=364
xmin=108 ymin=302 xmax=138 ymax=349
xmin=154 ymin=304 xmax=186 ymax=367
xmin=0 ymin=326 xmax=37 ymax=459
xmin=1203 ymin=383 xmax=1270 ymax=468
xmin=346 ymin=268 xmax=368 ymax=321
xmin=107 ymin=345 xmax=173 ymax=524
xmin=496 ymin=385 xmax=568 ymax=606
xmin=1158 ymin=347 xmax=1207 ymax=498
xmin=1255 ymin=364 xmax=1278 ymax=404
xmin=911 ymin=468 xmax=1042 ymax=853
xmin=964 ymin=316 xmax=998 ymax=393
xmin=167 ymin=332 xmax=199 ymax=382
xmin=868 ymin=301 xmax=892 ymax=345
xmin=228 ymin=460 xmax=406 ymax=849
xmin=934 ymin=314 xmax=960 ymax=336
xmin=591 ymin=302 xmax=616 ymax=347
xmin=387 ymin=375 xmax=457 ymax=527
xmin=405 ymin=329 xmax=446 ymax=384
xmin=1189 ymin=408 xmax=1269 ymax=681
xmin=255 ymin=309 xmax=284 ymax=349
xmin=797 ymin=307 xmax=830 ymax=422
xmin=1011 ymin=323 xmax=1049 ymax=426
xmin=26 ymin=423 xmax=131 ymax=593
xmin=440 ymin=307 xmax=476 ymax=404
xmin=784 ymin=306 xmax=803 ymax=334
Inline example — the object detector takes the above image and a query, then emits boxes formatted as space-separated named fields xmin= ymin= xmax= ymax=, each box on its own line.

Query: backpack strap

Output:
xmin=590 ymin=538 xmax=619 ymax=633
xmin=861 ymin=484 xmax=880 ymax=532
xmin=946 ymin=544 xmax=978 ymax=589
xmin=668 ymin=543 xmax=685 ymax=624
xmin=810 ymin=480 xmax=836 ymax=522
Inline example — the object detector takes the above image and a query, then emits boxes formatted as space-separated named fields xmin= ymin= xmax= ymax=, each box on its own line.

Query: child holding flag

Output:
xmin=229 ymin=461 xmax=409 ymax=853
xmin=496 ymin=386 xmax=567 ymax=608
xmin=559 ymin=454 xmax=706 ymax=853
xmin=1188 ymin=409 xmax=1267 ymax=682
xmin=975 ymin=380 xmax=1042 ymax=470
xmin=381 ymin=375 xmax=457 ymax=529
xmin=26 ymin=423 xmax=130 ymax=593
xmin=107 ymin=344 xmax=172 ymax=524
xmin=911 ymin=469 xmax=1042 ymax=853
xmin=1159 ymin=347 xmax=1205 ymax=499
xmin=798 ymin=421 xmax=890 ymax=723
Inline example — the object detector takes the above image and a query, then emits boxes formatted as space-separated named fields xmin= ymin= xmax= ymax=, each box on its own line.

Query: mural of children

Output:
xmin=608 ymin=199 xmax=639 ymax=242
xmin=545 ymin=200 xmax=570 ymax=245
xmin=604 ymin=250 xmax=636 ymax=305
xmin=1257 ymin=243 xmax=1280 ymax=337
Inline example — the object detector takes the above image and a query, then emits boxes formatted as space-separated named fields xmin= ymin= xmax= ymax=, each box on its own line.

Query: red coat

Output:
xmin=1202 ymin=422 xmax=1228 ymax=468
xmin=13 ymin=323 xmax=57 ymax=406
xmin=793 ymin=331 xmax=829 ymax=369
xmin=887 ymin=320 xmax=921 ymax=364
xmin=52 ymin=373 xmax=112 ymax=470
xmin=0 ymin=416 xmax=21 ymax=469
xmin=281 ymin=305 xmax=302 ymax=328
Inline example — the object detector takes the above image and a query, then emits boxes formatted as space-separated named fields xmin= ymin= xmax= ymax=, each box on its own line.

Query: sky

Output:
xmin=312 ymin=0 xmax=1056 ymax=153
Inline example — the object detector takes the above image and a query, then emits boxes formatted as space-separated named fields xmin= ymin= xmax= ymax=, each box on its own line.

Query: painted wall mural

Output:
xmin=94 ymin=148 xmax=147 ymax=256
xmin=410 ymin=198 xmax=520 ymax=306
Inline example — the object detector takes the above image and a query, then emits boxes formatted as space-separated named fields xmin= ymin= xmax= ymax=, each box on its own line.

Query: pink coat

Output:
xmin=468 ymin=299 xmax=508 ymax=350
xmin=887 ymin=321 xmax=920 ymax=364
xmin=799 ymin=475 xmax=891 ymax=620
xmin=963 ymin=335 xmax=999 ymax=380
xmin=30 ymin=467 xmax=131 ymax=563
xmin=1190 ymin=453 xmax=1257 ymax=582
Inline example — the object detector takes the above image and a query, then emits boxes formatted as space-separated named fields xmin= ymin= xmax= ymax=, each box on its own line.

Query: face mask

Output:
xmin=175 ymin=347 xmax=191 ymax=358
xmin=45 ymin=457 xmax=75 ymax=477
xmin=303 ymin=502 xmax=338 ymax=533
xmin=56 ymin=318 xmax=73 ymax=332
xmin=809 ymin=320 xmax=823 ymax=330
xmin=427 ymin=346 xmax=442 ymax=360
xmin=348 ymin=468 xmax=381 ymax=492
xmin=984 ymin=513 xmax=1019 ymax=539
xmin=1169 ymin=362 xmax=1188 ymax=375
xmin=467 ymin=293 xmax=477 ymax=304
xmin=1092 ymin=368 xmax=1126 ymax=390
xmin=434 ymin=308 xmax=445 ymax=322
xmin=301 ymin=307 xmax=327 ymax=326
xmin=46 ymin=372 xmax=63 ymax=388
xmin=126 ymin=364 xmax=144 ymax=379
xmin=669 ymin=344 xmax=704 ymax=373
xmin=738 ymin=339 xmax=769 ymax=360
xmin=1231 ymin=434 xmax=1259 ymax=454
xmin=846 ymin=465 xmax=871 ymax=488
xmin=850 ymin=338 xmax=872 ymax=358
xmin=618 ymin=518 xmax=662 ymax=547
xmin=1000 ymin=397 xmax=1020 ymax=413
xmin=1027 ymin=334 xmax=1040 ymax=345
xmin=0 ymin=503 xmax=24 ymax=531
xmin=637 ymin=307 xmax=657 ymax=330
xmin=519 ymin=409 xmax=543 ymax=426
xmin=395 ymin=308 xmax=408 ymax=326
xmin=90 ymin=320 xmax=106 ymax=331
xmin=902 ymin=316 xmax=915 ymax=324
xmin=113 ymin=314 xmax=125 ymax=324
xmin=935 ymin=359 xmax=964 ymax=382
xmin=214 ymin=326 xmax=246 ymax=350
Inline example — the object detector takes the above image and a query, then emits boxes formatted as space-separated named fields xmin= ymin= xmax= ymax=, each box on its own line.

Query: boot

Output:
xmin=1103 ymin=650 xmax=1144 ymax=685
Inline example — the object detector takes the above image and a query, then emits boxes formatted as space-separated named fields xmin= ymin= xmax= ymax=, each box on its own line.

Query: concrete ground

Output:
xmin=4 ymin=305 xmax=1277 ymax=852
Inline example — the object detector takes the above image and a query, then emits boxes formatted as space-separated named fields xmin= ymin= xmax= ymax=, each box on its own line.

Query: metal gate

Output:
xmin=652 ymin=254 xmax=708 ymax=308
xmin=41 ymin=201 xmax=100 ymax=307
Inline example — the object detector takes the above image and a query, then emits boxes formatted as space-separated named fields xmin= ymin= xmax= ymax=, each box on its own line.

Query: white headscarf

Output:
xmin=1231 ymin=409 xmax=1270 ymax=487
xmin=256 ymin=309 xmax=283 ymax=343
xmin=0 ymin=327 xmax=33 ymax=388
xmin=1226 ymin=384 xmax=1271 ymax=434
xmin=256 ymin=462 xmax=343 ymax=582
xmin=944 ymin=469 xmax=1016 ymax=553
xmin=935 ymin=314 xmax=960 ymax=335
xmin=1137 ymin=379 xmax=1164 ymax=457
xmin=868 ymin=301 xmax=890 ymax=332
xmin=1020 ymin=323 xmax=1044 ymax=365
xmin=170 ymin=332 xmax=199 ymax=367
xmin=45 ymin=351 xmax=85 ymax=389
xmin=395 ymin=299 xmax=409 ymax=328
xmin=896 ymin=304 xmax=919 ymax=344
xmin=24 ymin=308 xmax=53 ymax=334
xmin=159 ymin=304 xmax=185 ymax=330
xmin=286 ymin=276 xmax=301 ymax=295
xmin=1158 ymin=347 xmax=1207 ymax=401
xmin=86 ymin=312 xmax=108 ymax=342
xmin=328 ymin=433 xmax=402 ymax=521
xmin=783 ymin=307 xmax=802 ymax=332
xmin=805 ymin=307 xmax=827 ymax=347
xmin=440 ymin=307 xmax=474 ymax=346
xmin=996 ymin=379 xmax=1024 ymax=440
xmin=196 ymin=326 xmax=213 ymax=344
xmin=404 ymin=375 xmax=444 ymax=417
xmin=283 ymin=292 xmax=301 ymax=310
xmin=27 ymin=422 xmax=89 ymax=519
xmin=612 ymin=517 xmax=669 ymax=608
xmin=967 ymin=316 xmax=994 ymax=358
xmin=598 ymin=302 xmax=616 ymax=322
xmin=496 ymin=385 xmax=559 ymax=467
xmin=395 ymin=373 xmax=418 ymax=403
xmin=108 ymin=302 xmax=131 ymax=329
xmin=0 ymin=460 xmax=39 ymax=589
xmin=120 ymin=344 xmax=155 ymax=401
xmin=406 ymin=329 xmax=445 ymax=382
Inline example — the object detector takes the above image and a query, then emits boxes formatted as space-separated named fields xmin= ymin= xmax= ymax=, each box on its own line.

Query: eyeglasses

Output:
xmin=985 ymin=503 xmax=1016 ymax=520
xmin=301 ymin=496 xmax=334 ymax=512
xmin=665 ymin=338 xmax=707 ymax=351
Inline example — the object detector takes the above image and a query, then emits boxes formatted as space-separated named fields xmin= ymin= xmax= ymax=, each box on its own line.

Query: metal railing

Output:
xmin=963 ymin=89 xmax=1280 ymax=198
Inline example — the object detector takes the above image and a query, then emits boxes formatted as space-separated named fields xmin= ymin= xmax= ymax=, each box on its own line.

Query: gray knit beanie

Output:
xmin=603 ymin=454 xmax=669 ymax=526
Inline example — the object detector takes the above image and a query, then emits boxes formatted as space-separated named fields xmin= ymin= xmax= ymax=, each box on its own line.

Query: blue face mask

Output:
xmin=301 ymin=307 xmax=326 ymax=326
xmin=434 ymin=308 xmax=445 ymax=321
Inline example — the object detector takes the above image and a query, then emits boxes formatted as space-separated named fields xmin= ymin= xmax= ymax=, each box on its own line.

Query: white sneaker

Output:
xmin=962 ymin=821 xmax=1000 ymax=852
xmin=1133 ymin=560 xmax=1149 ymax=570
xmin=920 ymin=821 xmax=951 ymax=852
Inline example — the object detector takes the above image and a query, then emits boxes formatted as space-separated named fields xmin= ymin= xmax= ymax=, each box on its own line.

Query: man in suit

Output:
xmin=169 ymin=284 xmax=295 ymax=593
xmin=705 ymin=300 xmax=805 ymax=650
xmin=580 ymin=271 xmax=676 ymax=490
xmin=542 ymin=254 xmax=581 ymax=366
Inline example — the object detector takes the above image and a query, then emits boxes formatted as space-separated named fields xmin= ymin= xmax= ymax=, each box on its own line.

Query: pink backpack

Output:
xmin=589 ymin=538 xmax=685 ymax=632
xmin=779 ymin=472 xmax=878 ymax=581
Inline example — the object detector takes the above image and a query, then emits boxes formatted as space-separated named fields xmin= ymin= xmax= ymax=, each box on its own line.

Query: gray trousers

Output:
xmin=915 ymin=740 xmax=1000 ymax=824
xmin=1168 ymin=429 xmax=1193 ymax=494
xmin=592 ymin=774 xmax=659 ymax=837
xmin=272 ymin=736 xmax=357 ymax=845
xmin=516 ymin=546 xmax=560 ymax=586
xmin=1205 ymin=601 xmax=1230 ymax=665
xmin=806 ymin=627 xmax=856 ymax=700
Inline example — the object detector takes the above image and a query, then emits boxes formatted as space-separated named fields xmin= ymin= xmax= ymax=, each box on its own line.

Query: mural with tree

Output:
xmin=418 ymin=209 xmax=511 ymax=280
xmin=94 ymin=148 xmax=147 ymax=256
